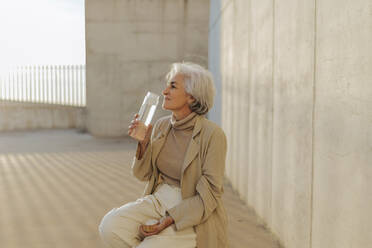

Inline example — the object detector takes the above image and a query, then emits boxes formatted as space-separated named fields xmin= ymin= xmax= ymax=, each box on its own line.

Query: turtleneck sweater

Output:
xmin=156 ymin=112 xmax=198 ymax=187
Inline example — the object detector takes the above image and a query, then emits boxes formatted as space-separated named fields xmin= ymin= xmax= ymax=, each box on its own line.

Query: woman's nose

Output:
xmin=162 ymin=87 xmax=169 ymax=95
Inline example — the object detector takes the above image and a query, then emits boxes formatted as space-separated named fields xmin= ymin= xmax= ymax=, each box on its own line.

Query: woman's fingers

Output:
xmin=138 ymin=225 xmax=148 ymax=238
xmin=128 ymin=123 xmax=138 ymax=129
xmin=138 ymin=124 xmax=152 ymax=146
xmin=130 ymin=120 xmax=139 ymax=126
xmin=128 ymin=114 xmax=140 ymax=131
xmin=139 ymin=225 xmax=152 ymax=237
xmin=133 ymin=113 xmax=139 ymax=121
xmin=139 ymin=223 xmax=162 ymax=237
xmin=142 ymin=223 xmax=157 ymax=233
xmin=128 ymin=118 xmax=140 ymax=130
xmin=128 ymin=114 xmax=153 ymax=143
xmin=145 ymin=124 xmax=153 ymax=138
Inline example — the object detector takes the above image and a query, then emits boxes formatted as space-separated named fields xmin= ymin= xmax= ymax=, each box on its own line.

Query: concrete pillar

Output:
xmin=85 ymin=0 xmax=210 ymax=137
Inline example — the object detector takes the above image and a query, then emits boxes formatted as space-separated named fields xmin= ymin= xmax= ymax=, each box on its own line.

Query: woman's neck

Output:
xmin=172 ymin=108 xmax=192 ymax=121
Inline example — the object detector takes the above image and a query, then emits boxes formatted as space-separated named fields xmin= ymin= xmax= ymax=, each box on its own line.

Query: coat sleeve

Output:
xmin=131 ymin=142 xmax=152 ymax=181
xmin=166 ymin=127 xmax=227 ymax=230
xmin=131 ymin=120 xmax=160 ymax=182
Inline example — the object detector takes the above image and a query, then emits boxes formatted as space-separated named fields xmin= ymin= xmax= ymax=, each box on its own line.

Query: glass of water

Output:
xmin=130 ymin=91 xmax=159 ymax=141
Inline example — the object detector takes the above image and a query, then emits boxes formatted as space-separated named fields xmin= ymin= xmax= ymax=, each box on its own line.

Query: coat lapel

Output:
xmin=151 ymin=121 xmax=171 ymax=164
xmin=181 ymin=137 xmax=199 ymax=175
xmin=181 ymin=115 xmax=203 ymax=175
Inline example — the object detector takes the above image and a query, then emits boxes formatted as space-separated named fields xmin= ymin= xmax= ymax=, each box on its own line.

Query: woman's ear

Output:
xmin=187 ymin=94 xmax=195 ymax=105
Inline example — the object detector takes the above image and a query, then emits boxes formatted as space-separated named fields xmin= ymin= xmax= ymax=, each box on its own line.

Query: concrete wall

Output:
xmin=312 ymin=0 xmax=372 ymax=247
xmin=0 ymin=101 xmax=85 ymax=131
xmin=209 ymin=0 xmax=372 ymax=248
xmin=85 ymin=0 xmax=210 ymax=137
xmin=272 ymin=0 xmax=314 ymax=247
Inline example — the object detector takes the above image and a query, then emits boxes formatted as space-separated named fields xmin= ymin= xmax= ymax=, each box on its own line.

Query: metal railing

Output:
xmin=0 ymin=65 xmax=86 ymax=106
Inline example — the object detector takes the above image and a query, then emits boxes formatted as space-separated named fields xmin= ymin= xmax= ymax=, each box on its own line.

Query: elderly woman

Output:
xmin=99 ymin=62 xmax=228 ymax=248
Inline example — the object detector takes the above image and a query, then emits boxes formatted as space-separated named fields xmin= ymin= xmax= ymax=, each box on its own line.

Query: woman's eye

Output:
xmin=171 ymin=85 xmax=176 ymax=88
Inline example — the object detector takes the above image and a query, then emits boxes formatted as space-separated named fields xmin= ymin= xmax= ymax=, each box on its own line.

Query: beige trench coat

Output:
xmin=131 ymin=114 xmax=229 ymax=248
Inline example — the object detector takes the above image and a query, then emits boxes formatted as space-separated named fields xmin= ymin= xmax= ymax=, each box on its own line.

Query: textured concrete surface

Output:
xmin=271 ymin=1 xmax=315 ymax=248
xmin=211 ymin=0 xmax=277 ymax=241
xmin=0 ymin=129 xmax=280 ymax=248
xmin=312 ymin=0 xmax=372 ymax=247
xmin=85 ymin=0 xmax=210 ymax=137
xmin=209 ymin=0 xmax=372 ymax=248
xmin=217 ymin=0 xmax=275 ymax=224
xmin=0 ymin=100 xmax=85 ymax=131
xmin=245 ymin=0 xmax=273 ymax=225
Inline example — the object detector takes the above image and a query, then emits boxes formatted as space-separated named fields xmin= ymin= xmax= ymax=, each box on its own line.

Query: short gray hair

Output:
xmin=166 ymin=62 xmax=216 ymax=115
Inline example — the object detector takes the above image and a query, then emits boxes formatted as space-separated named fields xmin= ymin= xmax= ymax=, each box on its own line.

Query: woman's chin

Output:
xmin=162 ymin=103 xmax=171 ymax=111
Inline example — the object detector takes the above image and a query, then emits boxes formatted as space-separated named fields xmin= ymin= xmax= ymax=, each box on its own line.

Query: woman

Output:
xmin=99 ymin=62 xmax=228 ymax=248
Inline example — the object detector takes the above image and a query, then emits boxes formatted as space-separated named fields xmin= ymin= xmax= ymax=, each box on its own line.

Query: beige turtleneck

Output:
xmin=156 ymin=112 xmax=197 ymax=187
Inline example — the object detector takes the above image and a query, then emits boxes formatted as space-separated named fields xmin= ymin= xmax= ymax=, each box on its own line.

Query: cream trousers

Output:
xmin=98 ymin=183 xmax=197 ymax=248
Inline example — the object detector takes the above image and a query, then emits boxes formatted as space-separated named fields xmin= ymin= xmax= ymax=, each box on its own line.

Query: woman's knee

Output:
xmin=99 ymin=200 xmax=143 ymax=238
xmin=99 ymin=208 xmax=118 ymax=241
xmin=98 ymin=206 xmax=142 ymax=248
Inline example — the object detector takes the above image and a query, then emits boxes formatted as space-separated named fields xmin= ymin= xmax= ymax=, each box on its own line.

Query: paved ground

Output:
xmin=0 ymin=129 xmax=281 ymax=248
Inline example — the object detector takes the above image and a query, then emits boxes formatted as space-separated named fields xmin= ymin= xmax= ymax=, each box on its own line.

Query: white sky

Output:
xmin=0 ymin=0 xmax=85 ymax=74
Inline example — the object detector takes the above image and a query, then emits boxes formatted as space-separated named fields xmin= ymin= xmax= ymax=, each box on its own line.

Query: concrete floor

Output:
xmin=0 ymin=129 xmax=281 ymax=248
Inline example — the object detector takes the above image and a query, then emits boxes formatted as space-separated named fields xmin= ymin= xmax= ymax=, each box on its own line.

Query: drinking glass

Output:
xmin=130 ymin=91 xmax=159 ymax=141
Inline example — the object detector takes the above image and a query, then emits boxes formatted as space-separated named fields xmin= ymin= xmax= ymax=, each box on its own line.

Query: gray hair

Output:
xmin=166 ymin=62 xmax=216 ymax=115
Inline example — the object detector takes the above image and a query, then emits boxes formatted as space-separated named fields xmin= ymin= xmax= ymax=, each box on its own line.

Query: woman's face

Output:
xmin=162 ymin=74 xmax=193 ymax=113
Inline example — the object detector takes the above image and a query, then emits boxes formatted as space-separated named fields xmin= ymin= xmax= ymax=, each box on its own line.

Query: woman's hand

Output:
xmin=128 ymin=113 xmax=152 ymax=146
xmin=139 ymin=216 xmax=174 ymax=238
xmin=129 ymin=114 xmax=153 ymax=160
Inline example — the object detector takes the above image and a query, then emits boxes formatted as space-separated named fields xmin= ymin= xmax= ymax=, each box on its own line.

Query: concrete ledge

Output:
xmin=0 ymin=100 xmax=86 ymax=131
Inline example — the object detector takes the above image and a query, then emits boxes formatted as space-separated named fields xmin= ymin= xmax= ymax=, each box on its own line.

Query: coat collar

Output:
xmin=151 ymin=114 xmax=204 ymax=177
